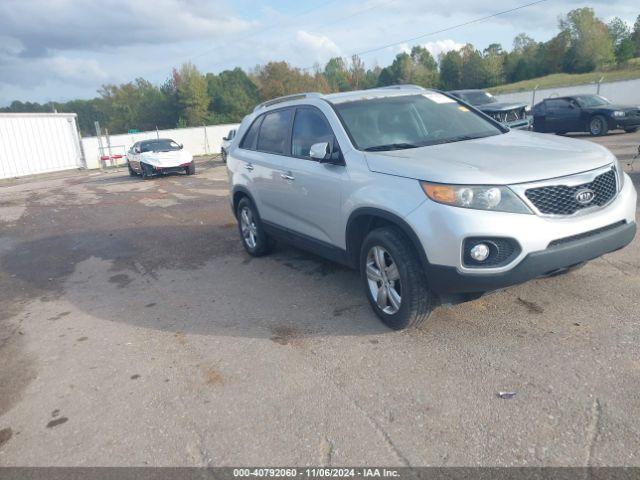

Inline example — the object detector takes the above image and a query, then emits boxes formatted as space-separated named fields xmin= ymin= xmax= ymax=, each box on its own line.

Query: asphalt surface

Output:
xmin=0 ymin=131 xmax=639 ymax=466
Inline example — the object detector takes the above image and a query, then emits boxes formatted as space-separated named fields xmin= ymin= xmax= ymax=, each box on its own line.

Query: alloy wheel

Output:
xmin=590 ymin=118 xmax=602 ymax=135
xmin=240 ymin=206 xmax=258 ymax=249
xmin=366 ymin=245 xmax=402 ymax=315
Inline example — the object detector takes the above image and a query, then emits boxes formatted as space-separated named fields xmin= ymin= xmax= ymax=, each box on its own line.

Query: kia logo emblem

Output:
xmin=575 ymin=188 xmax=595 ymax=205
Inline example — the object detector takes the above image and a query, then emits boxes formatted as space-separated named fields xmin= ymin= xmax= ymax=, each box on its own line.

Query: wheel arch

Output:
xmin=345 ymin=207 xmax=430 ymax=271
xmin=231 ymin=186 xmax=257 ymax=217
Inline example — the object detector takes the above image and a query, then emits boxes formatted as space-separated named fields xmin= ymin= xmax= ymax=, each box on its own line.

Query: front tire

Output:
xmin=140 ymin=162 xmax=153 ymax=179
xmin=589 ymin=115 xmax=608 ymax=136
xmin=185 ymin=161 xmax=196 ymax=175
xmin=360 ymin=227 xmax=436 ymax=330
xmin=236 ymin=197 xmax=272 ymax=257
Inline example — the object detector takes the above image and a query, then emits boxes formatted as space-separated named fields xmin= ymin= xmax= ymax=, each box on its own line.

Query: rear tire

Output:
xmin=221 ymin=149 xmax=227 ymax=163
xmin=236 ymin=197 xmax=272 ymax=257
xmin=128 ymin=162 xmax=137 ymax=177
xmin=589 ymin=115 xmax=608 ymax=136
xmin=360 ymin=227 xmax=436 ymax=330
xmin=186 ymin=161 xmax=196 ymax=175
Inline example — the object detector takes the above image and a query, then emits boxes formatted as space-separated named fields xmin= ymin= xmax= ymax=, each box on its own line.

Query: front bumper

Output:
xmin=143 ymin=161 xmax=192 ymax=175
xmin=406 ymin=172 xmax=637 ymax=294
xmin=614 ymin=117 xmax=640 ymax=130
xmin=426 ymin=221 xmax=636 ymax=293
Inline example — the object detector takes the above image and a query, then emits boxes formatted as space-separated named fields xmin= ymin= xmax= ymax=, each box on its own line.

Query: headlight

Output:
xmin=612 ymin=111 xmax=625 ymax=117
xmin=421 ymin=182 xmax=532 ymax=214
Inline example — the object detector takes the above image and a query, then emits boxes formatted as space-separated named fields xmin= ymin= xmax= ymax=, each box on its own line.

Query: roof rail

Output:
xmin=253 ymin=92 xmax=323 ymax=112
xmin=379 ymin=84 xmax=427 ymax=91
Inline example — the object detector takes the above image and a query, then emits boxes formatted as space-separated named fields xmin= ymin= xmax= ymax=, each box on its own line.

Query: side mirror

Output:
xmin=134 ymin=147 xmax=141 ymax=154
xmin=222 ymin=136 xmax=229 ymax=141
xmin=179 ymin=144 xmax=184 ymax=149
xmin=309 ymin=142 xmax=330 ymax=161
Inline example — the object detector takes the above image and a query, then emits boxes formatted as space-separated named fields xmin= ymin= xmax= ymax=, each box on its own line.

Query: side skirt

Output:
xmin=262 ymin=221 xmax=351 ymax=267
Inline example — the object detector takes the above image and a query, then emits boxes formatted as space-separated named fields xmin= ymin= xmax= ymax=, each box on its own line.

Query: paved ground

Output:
xmin=0 ymin=132 xmax=639 ymax=466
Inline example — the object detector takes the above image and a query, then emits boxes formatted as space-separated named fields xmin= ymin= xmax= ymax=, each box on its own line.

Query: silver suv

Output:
xmin=227 ymin=86 xmax=637 ymax=330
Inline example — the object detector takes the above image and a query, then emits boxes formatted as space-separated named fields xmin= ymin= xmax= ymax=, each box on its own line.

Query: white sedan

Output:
xmin=127 ymin=138 xmax=195 ymax=178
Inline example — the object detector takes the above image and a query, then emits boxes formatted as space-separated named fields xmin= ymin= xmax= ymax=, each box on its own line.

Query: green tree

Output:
xmin=561 ymin=8 xmax=615 ymax=72
xmin=206 ymin=68 xmax=260 ymax=123
xmin=504 ymin=34 xmax=540 ymax=82
xmin=633 ymin=15 xmax=640 ymax=56
xmin=459 ymin=44 xmax=489 ymax=88
xmin=409 ymin=46 xmax=439 ymax=87
xmin=608 ymin=17 xmax=635 ymax=64
xmin=324 ymin=57 xmax=351 ymax=92
xmin=439 ymin=50 xmax=463 ymax=90
xmin=348 ymin=55 xmax=366 ymax=90
xmin=175 ymin=62 xmax=209 ymax=126
xmin=482 ymin=44 xmax=505 ymax=87
xmin=253 ymin=62 xmax=325 ymax=101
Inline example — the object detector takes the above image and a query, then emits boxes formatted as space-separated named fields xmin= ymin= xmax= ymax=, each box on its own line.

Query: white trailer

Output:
xmin=0 ymin=113 xmax=85 ymax=180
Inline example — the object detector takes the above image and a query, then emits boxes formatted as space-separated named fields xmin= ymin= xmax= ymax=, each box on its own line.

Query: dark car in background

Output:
xmin=448 ymin=89 xmax=530 ymax=129
xmin=532 ymin=94 xmax=640 ymax=136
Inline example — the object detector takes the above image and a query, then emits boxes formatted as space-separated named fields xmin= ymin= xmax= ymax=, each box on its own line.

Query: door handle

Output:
xmin=280 ymin=173 xmax=295 ymax=181
xmin=244 ymin=163 xmax=254 ymax=171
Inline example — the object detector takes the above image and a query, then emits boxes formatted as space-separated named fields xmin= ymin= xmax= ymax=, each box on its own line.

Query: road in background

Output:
xmin=0 ymin=132 xmax=639 ymax=466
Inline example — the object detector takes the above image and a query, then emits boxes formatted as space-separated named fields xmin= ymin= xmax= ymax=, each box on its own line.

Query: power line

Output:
xmin=301 ymin=0 xmax=550 ymax=70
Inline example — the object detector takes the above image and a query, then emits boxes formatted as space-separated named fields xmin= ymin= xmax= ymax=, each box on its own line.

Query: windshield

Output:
xmin=334 ymin=93 xmax=504 ymax=151
xmin=140 ymin=139 xmax=181 ymax=152
xmin=574 ymin=95 xmax=611 ymax=108
xmin=458 ymin=91 xmax=497 ymax=106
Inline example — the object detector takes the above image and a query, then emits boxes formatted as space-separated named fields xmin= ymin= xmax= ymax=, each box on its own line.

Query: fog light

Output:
xmin=470 ymin=243 xmax=490 ymax=262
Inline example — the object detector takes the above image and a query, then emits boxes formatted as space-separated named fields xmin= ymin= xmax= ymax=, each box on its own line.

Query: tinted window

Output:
xmin=334 ymin=93 xmax=502 ymax=151
xmin=240 ymin=117 xmax=262 ymax=150
xmin=574 ymin=95 xmax=610 ymax=107
xmin=546 ymin=99 xmax=571 ymax=109
xmin=257 ymin=109 xmax=292 ymax=155
xmin=140 ymin=139 xmax=181 ymax=152
xmin=292 ymin=108 xmax=335 ymax=158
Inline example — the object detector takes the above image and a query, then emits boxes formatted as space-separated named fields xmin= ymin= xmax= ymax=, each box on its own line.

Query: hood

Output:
xmin=364 ymin=130 xmax=615 ymax=185
xmin=479 ymin=102 xmax=528 ymax=112
xmin=140 ymin=150 xmax=192 ymax=166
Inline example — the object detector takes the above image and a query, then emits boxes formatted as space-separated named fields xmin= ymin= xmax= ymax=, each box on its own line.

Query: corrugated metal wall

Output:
xmin=0 ymin=113 xmax=84 ymax=180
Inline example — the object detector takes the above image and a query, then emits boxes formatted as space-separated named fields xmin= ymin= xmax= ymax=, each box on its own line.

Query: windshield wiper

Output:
xmin=364 ymin=143 xmax=419 ymax=152
xmin=434 ymin=134 xmax=491 ymax=145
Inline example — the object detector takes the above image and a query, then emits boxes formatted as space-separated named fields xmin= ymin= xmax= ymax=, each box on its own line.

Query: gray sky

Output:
xmin=0 ymin=0 xmax=638 ymax=106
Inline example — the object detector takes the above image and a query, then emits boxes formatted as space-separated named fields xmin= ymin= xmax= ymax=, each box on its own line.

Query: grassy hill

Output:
xmin=488 ymin=59 xmax=640 ymax=95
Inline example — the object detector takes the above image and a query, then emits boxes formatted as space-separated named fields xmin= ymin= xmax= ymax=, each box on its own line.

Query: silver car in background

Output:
xmin=226 ymin=86 xmax=637 ymax=330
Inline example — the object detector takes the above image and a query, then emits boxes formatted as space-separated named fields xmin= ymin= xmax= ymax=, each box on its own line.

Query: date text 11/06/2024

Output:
xmin=232 ymin=468 xmax=400 ymax=478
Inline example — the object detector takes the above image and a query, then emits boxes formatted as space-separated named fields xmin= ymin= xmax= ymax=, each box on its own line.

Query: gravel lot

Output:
xmin=0 ymin=131 xmax=639 ymax=466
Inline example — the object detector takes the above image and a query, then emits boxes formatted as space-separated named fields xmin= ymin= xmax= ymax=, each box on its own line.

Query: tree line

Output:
xmin=3 ymin=8 xmax=640 ymax=136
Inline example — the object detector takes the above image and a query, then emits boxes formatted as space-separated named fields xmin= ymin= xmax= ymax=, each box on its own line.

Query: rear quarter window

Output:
xmin=240 ymin=117 xmax=263 ymax=150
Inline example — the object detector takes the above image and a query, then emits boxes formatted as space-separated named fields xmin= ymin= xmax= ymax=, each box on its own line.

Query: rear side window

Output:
xmin=257 ymin=109 xmax=293 ymax=155
xmin=240 ymin=117 xmax=262 ymax=150
xmin=292 ymin=108 xmax=335 ymax=159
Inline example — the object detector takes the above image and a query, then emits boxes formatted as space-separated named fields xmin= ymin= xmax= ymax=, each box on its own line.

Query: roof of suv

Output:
xmin=252 ymin=85 xmax=434 ymax=112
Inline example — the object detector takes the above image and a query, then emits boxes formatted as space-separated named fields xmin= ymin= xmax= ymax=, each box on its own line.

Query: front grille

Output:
xmin=525 ymin=169 xmax=617 ymax=215
xmin=547 ymin=221 xmax=626 ymax=248
xmin=489 ymin=109 xmax=524 ymax=123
